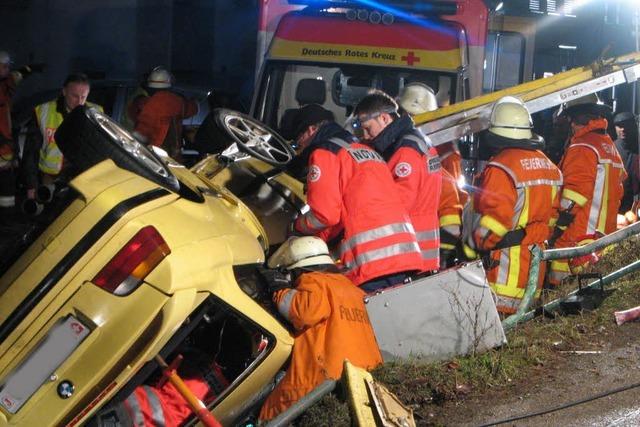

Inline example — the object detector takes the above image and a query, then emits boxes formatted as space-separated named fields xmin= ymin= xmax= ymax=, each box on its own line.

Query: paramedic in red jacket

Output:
xmin=354 ymin=91 xmax=442 ymax=276
xmin=288 ymin=104 xmax=422 ymax=289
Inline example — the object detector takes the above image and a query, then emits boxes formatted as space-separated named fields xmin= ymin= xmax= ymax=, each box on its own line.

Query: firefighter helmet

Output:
xmin=0 ymin=51 xmax=11 ymax=65
xmin=147 ymin=66 xmax=173 ymax=89
xmin=398 ymin=82 xmax=437 ymax=115
xmin=488 ymin=96 xmax=533 ymax=140
xmin=268 ymin=236 xmax=334 ymax=270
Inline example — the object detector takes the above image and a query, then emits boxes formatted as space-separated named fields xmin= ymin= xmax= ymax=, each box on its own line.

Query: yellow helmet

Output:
xmin=268 ymin=236 xmax=334 ymax=270
xmin=398 ymin=83 xmax=437 ymax=115
xmin=488 ymin=96 xmax=533 ymax=140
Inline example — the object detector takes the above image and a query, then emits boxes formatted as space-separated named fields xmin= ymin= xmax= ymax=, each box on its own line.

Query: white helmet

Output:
xmin=488 ymin=96 xmax=533 ymax=140
xmin=0 ymin=51 xmax=11 ymax=65
xmin=398 ymin=82 xmax=437 ymax=115
xmin=147 ymin=66 xmax=173 ymax=89
xmin=268 ymin=236 xmax=334 ymax=270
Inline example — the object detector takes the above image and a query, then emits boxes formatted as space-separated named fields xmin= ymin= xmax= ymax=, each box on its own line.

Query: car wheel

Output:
xmin=56 ymin=106 xmax=179 ymax=191
xmin=214 ymin=108 xmax=295 ymax=167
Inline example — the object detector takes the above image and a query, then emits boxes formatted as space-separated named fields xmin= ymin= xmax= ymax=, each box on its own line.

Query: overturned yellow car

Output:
xmin=0 ymin=107 xmax=296 ymax=426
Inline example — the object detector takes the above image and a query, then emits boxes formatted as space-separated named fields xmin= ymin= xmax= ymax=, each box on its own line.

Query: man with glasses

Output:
xmin=354 ymin=90 xmax=442 ymax=284
xmin=287 ymin=104 xmax=423 ymax=288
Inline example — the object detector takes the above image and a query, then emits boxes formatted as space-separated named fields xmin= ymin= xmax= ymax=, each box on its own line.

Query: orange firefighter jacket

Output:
xmin=436 ymin=141 xmax=468 ymax=205
xmin=134 ymin=90 xmax=197 ymax=148
xmin=465 ymin=147 xmax=562 ymax=313
xmin=0 ymin=73 xmax=18 ymax=157
xmin=439 ymin=169 xmax=463 ymax=252
xmin=259 ymin=271 xmax=383 ymax=421
xmin=549 ymin=119 xmax=626 ymax=284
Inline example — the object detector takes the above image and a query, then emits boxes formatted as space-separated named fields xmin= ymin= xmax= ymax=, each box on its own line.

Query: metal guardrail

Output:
xmin=265 ymin=379 xmax=337 ymax=427
xmin=502 ymin=221 xmax=640 ymax=331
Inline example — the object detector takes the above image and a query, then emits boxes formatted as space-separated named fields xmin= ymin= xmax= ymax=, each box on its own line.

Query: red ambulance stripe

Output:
xmin=276 ymin=15 xmax=461 ymax=51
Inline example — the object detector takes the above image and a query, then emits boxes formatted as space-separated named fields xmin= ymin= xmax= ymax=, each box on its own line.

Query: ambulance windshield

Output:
xmin=254 ymin=61 xmax=457 ymax=133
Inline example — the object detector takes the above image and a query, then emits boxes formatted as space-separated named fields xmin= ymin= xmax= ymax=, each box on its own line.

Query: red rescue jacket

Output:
xmin=294 ymin=123 xmax=423 ymax=285
xmin=370 ymin=115 xmax=442 ymax=271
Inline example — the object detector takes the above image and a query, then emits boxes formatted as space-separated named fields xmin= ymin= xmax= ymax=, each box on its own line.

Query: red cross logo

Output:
xmin=402 ymin=51 xmax=420 ymax=66
xmin=395 ymin=162 xmax=412 ymax=178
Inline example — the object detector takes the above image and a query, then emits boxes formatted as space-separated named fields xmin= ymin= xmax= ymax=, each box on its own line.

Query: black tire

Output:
xmin=213 ymin=108 xmax=295 ymax=166
xmin=56 ymin=106 xmax=178 ymax=190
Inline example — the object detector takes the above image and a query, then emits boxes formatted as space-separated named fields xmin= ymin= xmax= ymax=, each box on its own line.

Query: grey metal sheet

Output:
xmin=365 ymin=260 xmax=507 ymax=361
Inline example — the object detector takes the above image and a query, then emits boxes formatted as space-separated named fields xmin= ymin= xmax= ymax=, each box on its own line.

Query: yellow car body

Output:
xmin=0 ymin=109 xmax=296 ymax=426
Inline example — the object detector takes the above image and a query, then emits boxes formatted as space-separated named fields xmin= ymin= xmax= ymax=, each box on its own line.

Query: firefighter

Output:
xmin=396 ymin=85 xmax=466 ymax=269
xmin=548 ymin=94 xmax=626 ymax=286
xmin=258 ymin=236 xmax=383 ymax=422
xmin=133 ymin=67 xmax=198 ymax=159
xmin=398 ymin=82 xmax=467 ymax=203
xmin=288 ymin=104 xmax=423 ymax=288
xmin=89 ymin=349 xmax=227 ymax=427
xmin=0 ymin=51 xmax=42 ymax=215
xmin=354 ymin=90 xmax=442 ymax=277
xmin=612 ymin=111 xmax=639 ymax=215
xmin=463 ymin=96 xmax=562 ymax=314
xmin=23 ymin=73 xmax=103 ymax=199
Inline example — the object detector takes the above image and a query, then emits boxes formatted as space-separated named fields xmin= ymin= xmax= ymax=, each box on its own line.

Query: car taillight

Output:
xmin=92 ymin=226 xmax=170 ymax=295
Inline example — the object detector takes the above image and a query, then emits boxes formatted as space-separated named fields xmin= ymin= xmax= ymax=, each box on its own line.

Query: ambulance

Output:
xmin=251 ymin=0 xmax=534 ymax=131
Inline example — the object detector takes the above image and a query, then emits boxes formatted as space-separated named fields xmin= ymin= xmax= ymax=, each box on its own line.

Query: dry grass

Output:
xmin=298 ymin=237 xmax=640 ymax=426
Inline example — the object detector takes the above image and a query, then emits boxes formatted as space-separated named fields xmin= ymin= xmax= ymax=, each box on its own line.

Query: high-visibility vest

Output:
xmin=35 ymin=100 xmax=103 ymax=175
xmin=549 ymin=120 xmax=626 ymax=285
xmin=465 ymin=147 xmax=562 ymax=313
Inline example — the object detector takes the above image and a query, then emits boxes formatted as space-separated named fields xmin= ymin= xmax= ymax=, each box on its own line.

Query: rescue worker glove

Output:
xmin=256 ymin=266 xmax=292 ymax=294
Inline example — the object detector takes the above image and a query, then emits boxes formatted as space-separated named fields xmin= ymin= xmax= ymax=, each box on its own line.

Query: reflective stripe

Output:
xmin=328 ymin=137 xmax=351 ymax=150
xmin=404 ymin=133 xmax=431 ymax=154
xmin=479 ymin=215 xmax=508 ymax=237
xmin=340 ymin=222 xmax=415 ymax=255
xmin=487 ymin=161 xmax=562 ymax=188
xmin=421 ymin=248 xmax=440 ymax=259
xmin=125 ymin=392 xmax=145 ymax=427
xmin=441 ymin=243 xmax=456 ymax=250
xmin=440 ymin=214 xmax=462 ymax=227
xmin=441 ymin=224 xmax=461 ymax=237
xmin=278 ymin=289 xmax=297 ymax=322
xmin=596 ymin=164 xmax=610 ymax=232
xmin=345 ymin=242 xmax=420 ymax=270
xmin=496 ymin=247 xmax=510 ymax=285
xmin=0 ymin=195 xmax=15 ymax=208
xmin=506 ymin=245 xmax=521 ymax=288
xmin=518 ymin=178 xmax=563 ymax=187
xmin=587 ymin=163 xmax=606 ymax=235
xmin=415 ymin=229 xmax=438 ymax=241
xmin=143 ymin=386 xmax=166 ymax=427
xmin=562 ymin=188 xmax=588 ymax=207
xmin=512 ymin=187 xmax=526 ymax=227
xmin=494 ymin=294 xmax=522 ymax=314
xmin=463 ymin=244 xmax=477 ymax=259
xmin=296 ymin=210 xmax=327 ymax=234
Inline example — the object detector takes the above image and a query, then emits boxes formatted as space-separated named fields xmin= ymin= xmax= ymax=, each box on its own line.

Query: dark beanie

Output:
xmin=287 ymin=104 xmax=335 ymax=139
xmin=613 ymin=111 xmax=636 ymax=126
